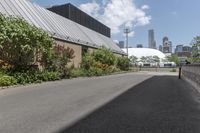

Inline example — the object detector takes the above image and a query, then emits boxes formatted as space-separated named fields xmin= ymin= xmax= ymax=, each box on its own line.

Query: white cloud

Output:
xmin=141 ymin=5 xmax=149 ymax=10
xmin=79 ymin=1 xmax=100 ymax=18
xmin=79 ymin=0 xmax=151 ymax=35
xmin=123 ymin=31 xmax=135 ymax=37
xmin=113 ymin=40 xmax=119 ymax=43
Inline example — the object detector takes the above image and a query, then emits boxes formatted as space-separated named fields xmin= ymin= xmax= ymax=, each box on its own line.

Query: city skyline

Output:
xmin=32 ymin=0 xmax=200 ymax=48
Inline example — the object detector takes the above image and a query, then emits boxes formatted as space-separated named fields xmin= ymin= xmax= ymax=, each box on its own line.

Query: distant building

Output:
xmin=117 ymin=41 xmax=125 ymax=48
xmin=169 ymin=41 xmax=172 ymax=53
xmin=137 ymin=44 xmax=143 ymax=48
xmin=175 ymin=45 xmax=183 ymax=53
xmin=175 ymin=45 xmax=192 ymax=57
xmin=162 ymin=36 xmax=172 ymax=54
xmin=163 ymin=36 xmax=169 ymax=44
xmin=183 ymin=46 xmax=192 ymax=52
xmin=148 ymin=29 xmax=156 ymax=49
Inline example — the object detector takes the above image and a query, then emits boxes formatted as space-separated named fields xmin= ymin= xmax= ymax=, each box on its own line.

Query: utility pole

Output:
xmin=124 ymin=27 xmax=131 ymax=56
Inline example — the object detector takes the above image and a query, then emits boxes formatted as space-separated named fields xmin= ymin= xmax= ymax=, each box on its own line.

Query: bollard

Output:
xmin=178 ymin=66 xmax=182 ymax=79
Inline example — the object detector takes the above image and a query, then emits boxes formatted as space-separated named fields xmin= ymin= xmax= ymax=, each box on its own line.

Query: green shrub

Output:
xmin=117 ymin=57 xmax=130 ymax=71
xmin=105 ymin=65 xmax=120 ymax=74
xmin=93 ymin=47 xmax=116 ymax=66
xmin=87 ymin=67 xmax=104 ymax=76
xmin=0 ymin=75 xmax=17 ymax=86
xmin=11 ymin=72 xmax=37 ymax=84
xmin=70 ymin=68 xmax=86 ymax=78
xmin=10 ymin=71 xmax=60 ymax=84
xmin=81 ymin=53 xmax=95 ymax=70
xmin=41 ymin=71 xmax=60 ymax=81
xmin=0 ymin=14 xmax=53 ymax=71
xmin=81 ymin=47 xmax=118 ymax=76
xmin=0 ymin=69 xmax=5 ymax=76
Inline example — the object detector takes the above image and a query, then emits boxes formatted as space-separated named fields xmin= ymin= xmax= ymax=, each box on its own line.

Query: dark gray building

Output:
xmin=137 ymin=44 xmax=143 ymax=48
xmin=48 ymin=3 xmax=111 ymax=38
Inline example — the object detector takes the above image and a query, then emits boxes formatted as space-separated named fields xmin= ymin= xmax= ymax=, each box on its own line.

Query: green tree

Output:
xmin=167 ymin=54 xmax=180 ymax=65
xmin=129 ymin=55 xmax=138 ymax=66
xmin=153 ymin=56 xmax=160 ymax=63
xmin=191 ymin=36 xmax=200 ymax=62
xmin=117 ymin=57 xmax=130 ymax=71
xmin=0 ymin=14 xmax=53 ymax=71
xmin=93 ymin=47 xmax=116 ymax=66
xmin=140 ymin=56 xmax=148 ymax=63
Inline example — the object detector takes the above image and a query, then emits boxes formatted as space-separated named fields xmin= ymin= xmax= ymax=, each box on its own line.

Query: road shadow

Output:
xmin=56 ymin=76 xmax=200 ymax=133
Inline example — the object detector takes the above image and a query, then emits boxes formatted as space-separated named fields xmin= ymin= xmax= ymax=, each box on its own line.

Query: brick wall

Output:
xmin=182 ymin=64 xmax=200 ymax=91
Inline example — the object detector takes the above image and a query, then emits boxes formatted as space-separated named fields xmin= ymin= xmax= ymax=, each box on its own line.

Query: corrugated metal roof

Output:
xmin=0 ymin=0 xmax=125 ymax=55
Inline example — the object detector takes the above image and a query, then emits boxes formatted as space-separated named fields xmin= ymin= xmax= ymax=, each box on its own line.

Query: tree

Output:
xmin=117 ymin=57 xmax=130 ymax=71
xmin=153 ymin=56 xmax=160 ymax=63
xmin=152 ymin=56 xmax=160 ymax=67
xmin=191 ymin=36 xmax=200 ymax=62
xmin=0 ymin=14 xmax=53 ymax=71
xmin=93 ymin=47 xmax=116 ymax=66
xmin=129 ymin=55 xmax=138 ymax=66
xmin=140 ymin=56 xmax=148 ymax=63
xmin=167 ymin=54 xmax=180 ymax=65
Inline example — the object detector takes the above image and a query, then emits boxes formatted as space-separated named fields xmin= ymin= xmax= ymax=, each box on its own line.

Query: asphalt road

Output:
xmin=0 ymin=72 xmax=154 ymax=133
xmin=59 ymin=75 xmax=200 ymax=133
xmin=0 ymin=72 xmax=199 ymax=133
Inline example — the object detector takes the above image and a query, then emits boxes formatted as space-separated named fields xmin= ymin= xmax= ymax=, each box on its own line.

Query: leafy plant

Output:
xmin=81 ymin=53 xmax=95 ymax=70
xmin=167 ymin=54 xmax=180 ymax=65
xmin=129 ymin=55 xmax=138 ymax=65
xmin=93 ymin=47 xmax=116 ymax=66
xmin=44 ymin=44 xmax=75 ymax=77
xmin=0 ymin=75 xmax=17 ymax=86
xmin=80 ymin=47 xmax=123 ymax=76
xmin=0 ymin=14 xmax=53 ymax=71
xmin=117 ymin=57 xmax=130 ymax=71
xmin=70 ymin=68 xmax=86 ymax=78
xmin=191 ymin=36 xmax=200 ymax=62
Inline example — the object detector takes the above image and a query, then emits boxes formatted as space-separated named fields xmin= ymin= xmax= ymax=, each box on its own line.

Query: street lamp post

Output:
xmin=124 ymin=27 xmax=131 ymax=56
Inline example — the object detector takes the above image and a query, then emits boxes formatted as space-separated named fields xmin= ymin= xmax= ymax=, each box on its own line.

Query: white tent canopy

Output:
xmin=122 ymin=48 xmax=166 ymax=59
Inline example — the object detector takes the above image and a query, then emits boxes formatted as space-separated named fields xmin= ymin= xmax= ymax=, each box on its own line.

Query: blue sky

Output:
xmin=33 ymin=0 xmax=200 ymax=50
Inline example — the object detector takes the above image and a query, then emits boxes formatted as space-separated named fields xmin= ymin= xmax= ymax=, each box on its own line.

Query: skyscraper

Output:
xmin=169 ymin=41 xmax=172 ymax=53
xmin=148 ymin=29 xmax=156 ymax=49
xmin=163 ymin=36 xmax=169 ymax=44
xmin=162 ymin=36 xmax=172 ymax=53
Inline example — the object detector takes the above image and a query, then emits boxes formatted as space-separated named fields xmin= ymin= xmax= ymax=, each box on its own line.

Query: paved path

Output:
xmin=0 ymin=72 xmax=153 ymax=133
xmin=0 ymin=72 xmax=199 ymax=133
xmin=59 ymin=75 xmax=200 ymax=133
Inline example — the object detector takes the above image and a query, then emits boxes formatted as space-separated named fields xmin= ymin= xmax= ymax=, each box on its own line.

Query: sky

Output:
xmin=32 ymin=0 xmax=200 ymax=50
